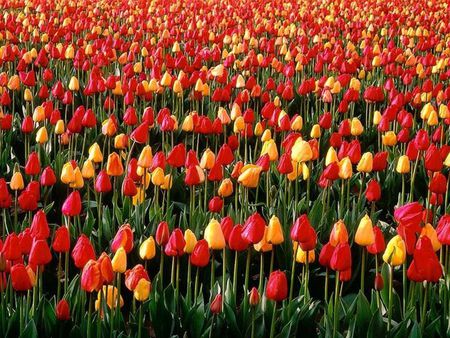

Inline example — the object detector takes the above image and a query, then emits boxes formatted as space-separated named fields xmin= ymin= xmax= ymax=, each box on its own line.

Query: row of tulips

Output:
xmin=1 ymin=0 xmax=450 ymax=336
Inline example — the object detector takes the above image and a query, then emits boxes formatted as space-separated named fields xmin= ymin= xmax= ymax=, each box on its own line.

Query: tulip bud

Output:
xmin=249 ymin=287 xmax=260 ymax=306
xmin=56 ymin=299 xmax=70 ymax=321
xmin=374 ymin=273 xmax=384 ymax=291
xmin=10 ymin=171 xmax=25 ymax=190
xmin=210 ymin=294 xmax=222 ymax=314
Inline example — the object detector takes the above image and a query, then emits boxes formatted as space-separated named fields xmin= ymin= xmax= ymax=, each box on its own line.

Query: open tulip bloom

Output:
xmin=1 ymin=0 xmax=450 ymax=337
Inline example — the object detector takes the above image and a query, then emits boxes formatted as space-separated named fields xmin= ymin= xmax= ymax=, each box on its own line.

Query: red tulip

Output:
xmin=208 ymin=196 xmax=223 ymax=213
xmin=290 ymin=215 xmax=317 ymax=251
xmin=40 ymin=166 xmax=57 ymax=186
xmin=167 ymin=144 xmax=186 ymax=168
xmin=242 ymin=212 xmax=266 ymax=244
xmin=10 ymin=264 xmax=33 ymax=291
xmin=30 ymin=210 xmax=50 ymax=240
xmin=81 ymin=259 xmax=102 ymax=292
xmin=436 ymin=214 xmax=450 ymax=245
xmin=56 ymin=299 xmax=70 ymax=321
xmin=164 ymin=229 xmax=186 ymax=257
xmin=122 ymin=176 xmax=138 ymax=197
xmin=111 ymin=224 xmax=134 ymax=253
xmin=52 ymin=226 xmax=70 ymax=253
xmin=130 ymin=122 xmax=149 ymax=144
xmin=216 ymin=144 xmax=234 ymax=165
xmin=407 ymin=237 xmax=442 ymax=282
xmin=72 ymin=235 xmax=96 ymax=269
xmin=319 ymin=242 xmax=335 ymax=269
xmin=62 ymin=191 xmax=82 ymax=216
xmin=18 ymin=228 xmax=33 ymax=255
xmin=330 ymin=242 xmax=352 ymax=272
xmin=25 ymin=152 xmax=41 ymax=176
xmin=0 ymin=179 xmax=12 ymax=208
xmin=95 ymin=170 xmax=112 ymax=193
xmin=2 ymin=233 xmax=22 ymax=261
xmin=266 ymin=270 xmax=288 ymax=302
xmin=29 ymin=239 xmax=52 ymax=266
xmin=365 ymin=179 xmax=381 ymax=202
xmin=156 ymin=221 xmax=170 ymax=246
xmin=190 ymin=239 xmax=210 ymax=267
xmin=97 ymin=252 xmax=114 ymax=285
xmin=210 ymin=293 xmax=222 ymax=314
xmin=424 ymin=144 xmax=443 ymax=172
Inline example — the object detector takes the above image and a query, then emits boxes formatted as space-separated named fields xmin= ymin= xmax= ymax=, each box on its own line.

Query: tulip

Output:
xmin=88 ymin=143 xmax=103 ymax=163
xmin=106 ymin=152 xmax=124 ymax=176
xmin=55 ymin=299 xmax=70 ymax=321
xmin=204 ymin=219 xmax=226 ymax=250
xmin=112 ymin=247 xmax=127 ymax=273
xmin=81 ymin=260 xmax=102 ymax=293
xmin=11 ymin=264 xmax=34 ymax=291
xmin=62 ymin=191 xmax=82 ymax=216
xmin=29 ymin=239 xmax=52 ymax=266
xmin=291 ymin=139 xmax=312 ymax=163
xmin=139 ymin=236 xmax=156 ymax=260
xmin=183 ymin=229 xmax=197 ymax=254
xmin=382 ymin=235 xmax=406 ymax=266
xmin=111 ymin=224 xmax=134 ymax=253
xmin=134 ymin=278 xmax=151 ymax=302
xmin=72 ymin=235 xmax=96 ymax=269
xmin=355 ymin=215 xmax=375 ymax=246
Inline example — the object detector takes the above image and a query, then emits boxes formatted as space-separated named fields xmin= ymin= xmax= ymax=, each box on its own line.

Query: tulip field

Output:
xmin=1 ymin=0 xmax=450 ymax=336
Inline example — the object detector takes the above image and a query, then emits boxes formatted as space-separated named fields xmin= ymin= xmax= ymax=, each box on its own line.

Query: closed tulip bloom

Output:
xmin=310 ymin=124 xmax=321 ymax=138
xmin=134 ymin=278 xmax=151 ymax=302
xmin=81 ymin=260 xmax=102 ymax=292
xmin=394 ymin=202 xmax=423 ymax=229
xmin=97 ymin=253 xmax=114 ymax=285
xmin=330 ymin=242 xmax=352 ymax=271
xmin=36 ymin=126 xmax=48 ymax=144
xmin=2 ymin=233 xmax=22 ymax=261
xmin=10 ymin=171 xmax=24 ymax=190
xmin=210 ymin=294 xmax=222 ymax=314
xmin=266 ymin=270 xmax=288 ymax=302
xmin=88 ymin=143 xmax=103 ymax=163
xmin=19 ymin=229 xmax=33 ymax=255
xmin=81 ymin=160 xmax=95 ymax=179
xmin=238 ymin=165 xmax=262 ymax=188
xmin=382 ymin=235 xmax=406 ymax=266
xmin=156 ymin=221 xmax=170 ymax=246
xmin=350 ymin=118 xmax=364 ymax=136
xmin=11 ymin=264 xmax=34 ymax=291
xmin=290 ymin=214 xmax=317 ymax=251
xmin=55 ymin=120 xmax=65 ymax=135
xmin=56 ymin=299 xmax=70 ymax=321
xmin=436 ymin=215 xmax=450 ymax=245
xmin=139 ymin=236 xmax=156 ymax=260
xmin=228 ymin=225 xmax=249 ymax=251
xmin=382 ymin=131 xmax=397 ymax=146
xmin=25 ymin=152 xmax=41 ymax=176
xmin=52 ymin=226 xmax=70 ymax=253
xmin=122 ymin=177 xmax=137 ymax=197
xmin=365 ymin=179 xmax=381 ymax=202
xmin=396 ymin=155 xmax=410 ymax=173
xmin=249 ymin=287 xmax=260 ymax=306
xmin=319 ymin=242 xmax=335 ymax=268
xmin=267 ymin=216 xmax=284 ymax=245
xmin=190 ymin=239 xmax=210 ymax=267
xmin=72 ymin=234 xmax=96 ymax=269
xmin=200 ymin=148 xmax=215 ymax=170
xmin=407 ymin=236 xmax=442 ymax=282
xmin=61 ymin=162 xmax=75 ymax=184
xmin=111 ymin=224 xmax=133 ymax=253
xmin=62 ymin=191 xmax=82 ymax=216
xmin=40 ymin=166 xmax=57 ymax=186
xmin=30 ymin=209 xmax=50 ymax=239
xmin=367 ymin=226 xmax=386 ymax=255
xmin=355 ymin=215 xmax=375 ymax=246
xmin=356 ymin=152 xmax=373 ymax=173
xmin=95 ymin=170 xmax=112 ymax=193
xmin=183 ymin=229 xmax=197 ymax=254
xmin=242 ymin=212 xmax=266 ymax=244
xmin=291 ymin=139 xmax=313 ymax=162
xmin=112 ymin=247 xmax=127 ymax=273
xmin=165 ymin=229 xmax=186 ymax=257
xmin=329 ymin=220 xmax=349 ymax=246
xmin=138 ymin=145 xmax=153 ymax=168
xmin=204 ymin=219 xmax=226 ymax=250
xmin=338 ymin=157 xmax=353 ymax=179
xmin=106 ymin=152 xmax=124 ymax=176
xmin=218 ymin=178 xmax=233 ymax=197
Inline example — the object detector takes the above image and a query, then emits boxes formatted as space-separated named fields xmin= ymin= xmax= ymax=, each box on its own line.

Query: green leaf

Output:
xmin=19 ymin=319 xmax=37 ymax=338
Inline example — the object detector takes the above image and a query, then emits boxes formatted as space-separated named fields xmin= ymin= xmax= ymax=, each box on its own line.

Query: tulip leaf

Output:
xmin=19 ymin=319 xmax=37 ymax=338
xmin=223 ymin=302 xmax=241 ymax=337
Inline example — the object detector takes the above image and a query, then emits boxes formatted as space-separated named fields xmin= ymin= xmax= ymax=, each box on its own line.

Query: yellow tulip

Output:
xmin=260 ymin=139 xmax=278 ymax=161
xmin=61 ymin=163 xmax=75 ymax=184
xmin=291 ymin=139 xmax=312 ymax=162
xmin=134 ymin=278 xmax=151 ymax=302
xmin=238 ymin=166 xmax=262 ymax=188
xmin=88 ymin=143 xmax=103 ymax=163
xmin=382 ymin=235 xmax=406 ymax=266
xmin=184 ymin=229 xmax=197 ymax=254
xmin=10 ymin=171 xmax=24 ymax=190
xmin=137 ymin=145 xmax=153 ymax=168
xmin=36 ymin=126 xmax=48 ymax=144
xmin=139 ymin=236 xmax=156 ymax=260
xmin=338 ymin=157 xmax=353 ymax=179
xmin=112 ymin=247 xmax=127 ymax=273
xmin=396 ymin=155 xmax=410 ymax=174
xmin=218 ymin=178 xmax=233 ymax=197
xmin=267 ymin=216 xmax=284 ymax=245
xmin=204 ymin=219 xmax=226 ymax=250
xmin=356 ymin=152 xmax=373 ymax=173
xmin=200 ymin=148 xmax=215 ymax=170
xmin=354 ymin=215 xmax=375 ymax=246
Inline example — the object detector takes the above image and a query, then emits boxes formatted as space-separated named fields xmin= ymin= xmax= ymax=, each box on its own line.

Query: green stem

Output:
xmin=269 ymin=302 xmax=277 ymax=338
